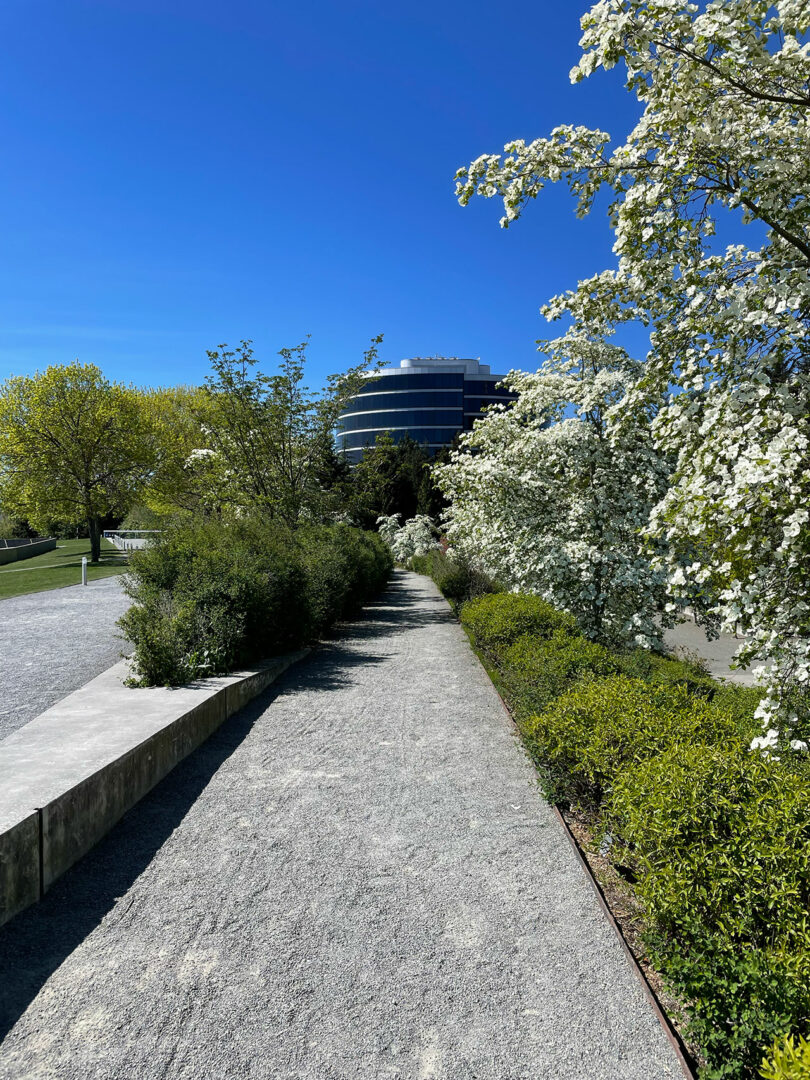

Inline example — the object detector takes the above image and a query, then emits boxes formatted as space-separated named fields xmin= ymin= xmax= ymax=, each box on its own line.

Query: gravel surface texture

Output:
xmin=0 ymin=572 xmax=684 ymax=1080
xmin=0 ymin=577 xmax=131 ymax=742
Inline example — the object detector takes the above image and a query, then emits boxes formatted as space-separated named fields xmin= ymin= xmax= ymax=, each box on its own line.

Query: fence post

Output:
xmin=81 ymin=557 xmax=87 ymax=586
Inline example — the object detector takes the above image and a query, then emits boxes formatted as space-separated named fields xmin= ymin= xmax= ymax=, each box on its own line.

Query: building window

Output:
xmin=336 ymin=358 xmax=516 ymax=460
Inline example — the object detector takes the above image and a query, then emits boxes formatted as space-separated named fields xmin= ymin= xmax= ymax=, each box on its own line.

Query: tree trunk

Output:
xmin=88 ymin=516 xmax=101 ymax=563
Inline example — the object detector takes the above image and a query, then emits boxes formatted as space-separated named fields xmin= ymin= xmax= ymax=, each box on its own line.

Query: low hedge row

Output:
xmin=457 ymin=592 xmax=809 ymax=1080
xmin=120 ymin=519 xmax=392 ymax=686
xmin=409 ymin=548 xmax=501 ymax=612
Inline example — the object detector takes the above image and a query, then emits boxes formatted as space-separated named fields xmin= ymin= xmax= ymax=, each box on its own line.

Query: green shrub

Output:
xmin=120 ymin=519 xmax=308 ymax=685
xmin=710 ymin=682 xmax=763 ymax=743
xmin=761 ymin=1034 xmax=810 ymax=1080
xmin=523 ymin=675 xmax=742 ymax=809
xmin=607 ymin=744 xmax=810 ymax=1079
xmin=499 ymin=630 xmax=620 ymax=721
xmin=297 ymin=524 xmax=392 ymax=633
xmin=461 ymin=592 xmax=578 ymax=655
xmin=615 ymin=647 xmax=715 ymax=695
xmin=120 ymin=518 xmax=391 ymax=686
xmin=410 ymin=548 xmax=501 ymax=611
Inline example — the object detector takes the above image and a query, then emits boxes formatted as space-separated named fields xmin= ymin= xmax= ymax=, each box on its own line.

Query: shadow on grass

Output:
xmin=0 ymin=570 xmax=443 ymax=1037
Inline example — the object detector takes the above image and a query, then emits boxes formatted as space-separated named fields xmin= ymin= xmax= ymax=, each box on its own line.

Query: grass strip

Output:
xmin=0 ymin=539 xmax=127 ymax=600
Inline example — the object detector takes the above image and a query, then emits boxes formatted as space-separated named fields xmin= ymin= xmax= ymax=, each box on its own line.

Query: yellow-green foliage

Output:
xmin=460 ymin=592 xmax=578 ymax=653
xmin=761 ymin=1035 xmax=810 ymax=1080
xmin=0 ymin=361 xmax=158 ymax=553
xmin=615 ymin=647 xmax=715 ymax=695
xmin=523 ymin=675 xmax=741 ymax=809
xmin=609 ymin=744 xmax=810 ymax=957
xmin=499 ymin=630 xmax=619 ymax=721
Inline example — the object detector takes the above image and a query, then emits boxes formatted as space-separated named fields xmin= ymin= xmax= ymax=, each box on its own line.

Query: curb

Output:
xmin=0 ymin=650 xmax=308 ymax=928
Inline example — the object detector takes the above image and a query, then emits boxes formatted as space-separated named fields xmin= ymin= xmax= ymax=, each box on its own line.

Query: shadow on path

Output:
xmin=0 ymin=571 xmax=440 ymax=1039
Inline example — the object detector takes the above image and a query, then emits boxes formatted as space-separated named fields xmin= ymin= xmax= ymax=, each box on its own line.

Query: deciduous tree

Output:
xmin=434 ymin=330 xmax=669 ymax=646
xmin=454 ymin=0 xmax=810 ymax=739
xmin=0 ymin=362 xmax=158 ymax=561
xmin=193 ymin=337 xmax=382 ymax=526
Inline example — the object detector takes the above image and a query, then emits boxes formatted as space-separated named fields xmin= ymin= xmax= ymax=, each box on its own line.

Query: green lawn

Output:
xmin=0 ymin=538 xmax=129 ymax=600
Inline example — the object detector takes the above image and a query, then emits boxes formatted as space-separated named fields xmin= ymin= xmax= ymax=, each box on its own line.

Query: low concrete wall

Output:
xmin=0 ymin=812 xmax=39 ymax=926
xmin=0 ymin=538 xmax=56 ymax=565
xmin=0 ymin=651 xmax=307 ymax=926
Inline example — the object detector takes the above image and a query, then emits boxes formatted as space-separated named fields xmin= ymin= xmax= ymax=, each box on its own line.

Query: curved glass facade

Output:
xmin=348 ymin=390 xmax=464 ymax=412
xmin=354 ymin=372 xmax=464 ymax=392
xmin=341 ymin=427 xmax=463 ymax=451
xmin=340 ymin=409 xmax=465 ymax=433
xmin=337 ymin=358 xmax=517 ymax=463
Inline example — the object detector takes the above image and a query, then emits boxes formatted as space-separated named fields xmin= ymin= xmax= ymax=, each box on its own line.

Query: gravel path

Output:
xmin=0 ymin=572 xmax=683 ymax=1080
xmin=0 ymin=577 xmax=131 ymax=742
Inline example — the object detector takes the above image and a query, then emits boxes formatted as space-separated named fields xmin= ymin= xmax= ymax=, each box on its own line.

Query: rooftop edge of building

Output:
xmin=370 ymin=357 xmax=496 ymax=377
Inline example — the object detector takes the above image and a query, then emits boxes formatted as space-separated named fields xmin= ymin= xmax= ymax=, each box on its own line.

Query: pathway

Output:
xmin=0 ymin=572 xmax=683 ymax=1079
xmin=0 ymin=577 xmax=131 ymax=742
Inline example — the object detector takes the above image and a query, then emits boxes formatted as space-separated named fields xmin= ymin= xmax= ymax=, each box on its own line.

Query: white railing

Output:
xmin=103 ymin=529 xmax=160 ymax=552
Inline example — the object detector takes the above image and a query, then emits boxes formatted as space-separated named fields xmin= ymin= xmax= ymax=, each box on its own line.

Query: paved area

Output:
xmin=0 ymin=572 xmax=683 ymax=1079
xmin=0 ymin=577 xmax=131 ymax=742
xmin=664 ymin=618 xmax=758 ymax=686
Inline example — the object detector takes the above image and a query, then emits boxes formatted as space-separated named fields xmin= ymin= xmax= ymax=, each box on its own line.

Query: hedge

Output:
xmin=409 ymin=548 xmax=501 ymax=611
xmin=460 ymin=592 xmax=578 ymax=651
xmin=458 ymin=589 xmax=809 ymax=1080
xmin=609 ymin=744 xmax=810 ymax=1079
xmin=523 ymin=675 xmax=743 ymax=810
xmin=120 ymin=518 xmax=392 ymax=686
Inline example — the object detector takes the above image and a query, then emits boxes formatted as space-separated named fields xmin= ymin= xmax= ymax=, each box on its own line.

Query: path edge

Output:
xmin=430 ymin=576 xmax=698 ymax=1080
xmin=0 ymin=650 xmax=308 ymax=928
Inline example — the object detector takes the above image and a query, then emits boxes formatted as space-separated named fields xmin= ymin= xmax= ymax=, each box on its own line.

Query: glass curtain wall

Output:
xmin=337 ymin=358 xmax=516 ymax=463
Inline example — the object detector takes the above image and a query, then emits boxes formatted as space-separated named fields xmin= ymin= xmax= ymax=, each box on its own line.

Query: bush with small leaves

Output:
xmin=523 ymin=675 xmax=742 ymax=811
xmin=460 ymin=592 xmax=578 ymax=656
xmin=297 ymin=523 xmax=392 ymax=634
xmin=121 ymin=518 xmax=391 ymax=686
xmin=499 ymin=630 xmax=620 ymax=722
xmin=607 ymin=744 xmax=810 ymax=1080
xmin=410 ymin=548 xmax=501 ymax=611
xmin=614 ymin=648 xmax=714 ymax=696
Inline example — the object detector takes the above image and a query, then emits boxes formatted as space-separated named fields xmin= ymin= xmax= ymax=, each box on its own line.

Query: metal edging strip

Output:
xmin=550 ymin=805 xmax=697 ymax=1080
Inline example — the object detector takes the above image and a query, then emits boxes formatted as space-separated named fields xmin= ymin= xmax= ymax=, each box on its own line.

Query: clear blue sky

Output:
xmin=0 ymin=0 xmax=649 ymax=389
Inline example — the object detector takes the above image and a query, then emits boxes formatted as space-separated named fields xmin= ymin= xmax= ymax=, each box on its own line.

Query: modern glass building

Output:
xmin=336 ymin=357 xmax=516 ymax=463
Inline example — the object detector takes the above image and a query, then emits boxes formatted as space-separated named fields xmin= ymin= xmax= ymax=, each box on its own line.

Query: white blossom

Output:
xmin=434 ymin=329 xmax=670 ymax=646
xmin=377 ymin=513 xmax=440 ymax=562
xmin=454 ymin=0 xmax=810 ymax=747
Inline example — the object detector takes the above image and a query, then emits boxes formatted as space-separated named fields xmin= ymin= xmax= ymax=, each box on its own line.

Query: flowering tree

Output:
xmin=434 ymin=330 xmax=670 ymax=646
xmin=376 ymin=513 xmax=441 ymax=563
xmin=454 ymin=0 xmax=810 ymax=742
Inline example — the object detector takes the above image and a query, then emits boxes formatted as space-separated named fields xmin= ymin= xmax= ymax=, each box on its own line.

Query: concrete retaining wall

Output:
xmin=0 ymin=651 xmax=306 ymax=926
xmin=0 ymin=538 xmax=56 ymax=565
